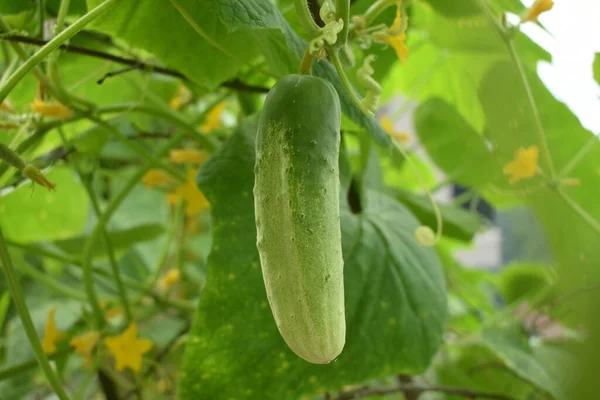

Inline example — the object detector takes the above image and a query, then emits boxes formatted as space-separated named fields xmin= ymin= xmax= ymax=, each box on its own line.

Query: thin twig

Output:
xmin=334 ymin=384 xmax=515 ymax=400
xmin=0 ymin=34 xmax=270 ymax=93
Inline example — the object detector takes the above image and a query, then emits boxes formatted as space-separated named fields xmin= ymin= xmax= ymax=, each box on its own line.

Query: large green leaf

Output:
xmin=423 ymin=0 xmax=524 ymax=18
xmin=383 ymin=2 xmax=549 ymax=131
xmin=482 ymin=326 xmax=570 ymax=400
xmin=497 ymin=262 xmax=555 ymax=305
xmin=86 ymin=0 xmax=262 ymax=89
xmin=180 ymin=120 xmax=447 ymax=399
xmin=414 ymin=97 xmax=500 ymax=187
xmin=479 ymin=62 xmax=600 ymax=286
xmin=52 ymin=223 xmax=164 ymax=260
xmin=392 ymin=188 xmax=481 ymax=242
xmin=0 ymin=167 xmax=88 ymax=243
xmin=87 ymin=0 xmax=391 ymax=146
xmin=435 ymin=344 xmax=541 ymax=399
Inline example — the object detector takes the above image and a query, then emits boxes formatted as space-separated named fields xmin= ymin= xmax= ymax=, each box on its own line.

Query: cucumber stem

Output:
xmin=299 ymin=48 xmax=316 ymax=74
xmin=335 ymin=0 xmax=350 ymax=48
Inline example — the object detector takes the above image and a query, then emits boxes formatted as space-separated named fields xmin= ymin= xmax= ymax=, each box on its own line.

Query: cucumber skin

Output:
xmin=254 ymin=74 xmax=346 ymax=364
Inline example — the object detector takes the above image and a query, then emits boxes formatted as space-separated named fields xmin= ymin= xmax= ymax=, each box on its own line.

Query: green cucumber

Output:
xmin=254 ymin=74 xmax=346 ymax=364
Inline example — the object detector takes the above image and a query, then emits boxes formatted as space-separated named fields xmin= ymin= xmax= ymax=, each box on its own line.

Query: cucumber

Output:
xmin=254 ymin=74 xmax=346 ymax=364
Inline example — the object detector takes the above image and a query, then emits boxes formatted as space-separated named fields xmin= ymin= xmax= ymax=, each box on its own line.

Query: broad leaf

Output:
xmin=479 ymin=62 xmax=600 ymax=286
xmin=392 ymin=188 xmax=481 ymax=242
xmin=482 ymin=326 xmax=570 ymax=400
xmin=87 ymin=0 xmax=391 ymax=146
xmin=0 ymin=167 xmax=88 ymax=243
xmin=414 ymin=97 xmax=499 ymax=187
xmin=52 ymin=223 xmax=164 ymax=260
xmin=180 ymin=120 xmax=446 ymax=399
xmin=383 ymin=2 xmax=549 ymax=131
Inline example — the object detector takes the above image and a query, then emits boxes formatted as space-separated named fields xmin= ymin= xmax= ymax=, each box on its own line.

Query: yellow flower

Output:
xmin=104 ymin=322 xmax=153 ymax=372
xmin=142 ymin=169 xmax=174 ymax=189
xmin=41 ymin=308 xmax=66 ymax=355
xmin=200 ymin=101 xmax=226 ymax=133
xmin=521 ymin=0 xmax=554 ymax=23
xmin=169 ymin=84 xmax=192 ymax=110
xmin=373 ymin=3 xmax=409 ymax=64
xmin=172 ymin=168 xmax=210 ymax=216
xmin=380 ymin=115 xmax=410 ymax=143
xmin=158 ymin=269 xmax=180 ymax=289
xmin=30 ymin=98 xmax=73 ymax=119
xmin=169 ymin=149 xmax=206 ymax=165
xmin=503 ymin=145 xmax=540 ymax=184
xmin=70 ymin=331 xmax=100 ymax=366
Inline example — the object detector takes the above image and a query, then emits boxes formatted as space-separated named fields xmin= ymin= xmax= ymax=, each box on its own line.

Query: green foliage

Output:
xmin=0 ymin=167 xmax=88 ymax=243
xmin=594 ymin=53 xmax=600 ymax=85
xmin=0 ymin=0 xmax=595 ymax=399
xmin=180 ymin=122 xmax=446 ymax=399
xmin=481 ymin=326 xmax=572 ymax=400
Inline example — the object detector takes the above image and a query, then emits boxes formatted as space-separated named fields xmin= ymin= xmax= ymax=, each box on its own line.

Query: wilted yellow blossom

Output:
xmin=200 ymin=102 xmax=227 ymax=133
xmin=70 ymin=331 xmax=100 ymax=366
xmin=30 ymin=98 xmax=72 ymax=119
xmin=169 ymin=149 xmax=206 ymax=165
xmin=42 ymin=308 xmax=66 ymax=355
xmin=22 ymin=164 xmax=56 ymax=191
xmin=380 ymin=115 xmax=410 ymax=143
xmin=142 ymin=169 xmax=174 ymax=189
xmin=158 ymin=269 xmax=181 ymax=289
xmin=521 ymin=0 xmax=554 ymax=23
xmin=169 ymin=84 xmax=192 ymax=110
xmin=373 ymin=3 xmax=409 ymax=64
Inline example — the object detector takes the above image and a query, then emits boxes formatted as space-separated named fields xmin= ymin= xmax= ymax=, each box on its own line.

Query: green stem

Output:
xmin=4 ymin=240 xmax=148 ymax=293
xmin=0 ymin=291 xmax=10 ymax=333
xmin=0 ymin=0 xmax=118 ymax=104
xmin=81 ymin=132 xmax=187 ymax=328
xmin=556 ymin=188 xmax=600 ymax=236
xmin=557 ymin=135 xmax=599 ymax=179
xmin=363 ymin=0 xmax=397 ymax=26
xmin=0 ymin=101 xmax=218 ymax=182
xmin=327 ymin=44 xmax=363 ymax=112
xmin=336 ymin=0 xmax=350 ymax=47
xmin=17 ymin=261 xmax=88 ymax=302
xmin=89 ymin=116 xmax=186 ymax=181
xmin=100 ymin=103 xmax=220 ymax=152
xmin=476 ymin=0 xmax=556 ymax=179
xmin=59 ymin=127 xmax=133 ymax=321
xmin=148 ymin=202 xmax=182 ymax=288
xmin=0 ymin=228 xmax=72 ymax=400
xmin=39 ymin=0 xmax=46 ymax=39
xmin=0 ymin=349 xmax=71 ymax=381
xmin=0 ymin=16 xmax=57 ymax=98
xmin=299 ymin=48 xmax=316 ymax=74
xmin=505 ymin=39 xmax=555 ymax=178
xmin=294 ymin=0 xmax=321 ymax=37
xmin=54 ymin=0 xmax=70 ymax=34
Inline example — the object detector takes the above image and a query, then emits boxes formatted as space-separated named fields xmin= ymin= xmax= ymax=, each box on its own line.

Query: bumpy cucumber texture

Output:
xmin=254 ymin=74 xmax=346 ymax=364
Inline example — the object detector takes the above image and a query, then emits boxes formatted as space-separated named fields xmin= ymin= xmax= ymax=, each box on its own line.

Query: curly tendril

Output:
xmin=356 ymin=55 xmax=382 ymax=117
xmin=309 ymin=0 xmax=344 ymax=54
